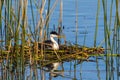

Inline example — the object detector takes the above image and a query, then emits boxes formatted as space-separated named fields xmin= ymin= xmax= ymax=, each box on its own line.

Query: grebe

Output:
xmin=43 ymin=31 xmax=59 ymax=50
xmin=38 ymin=31 xmax=62 ymax=60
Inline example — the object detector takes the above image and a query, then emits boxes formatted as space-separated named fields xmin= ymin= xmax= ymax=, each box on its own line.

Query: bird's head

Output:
xmin=50 ymin=31 xmax=59 ymax=38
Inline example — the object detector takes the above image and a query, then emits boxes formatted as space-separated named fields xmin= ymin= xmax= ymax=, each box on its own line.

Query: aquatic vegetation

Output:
xmin=0 ymin=0 xmax=120 ymax=80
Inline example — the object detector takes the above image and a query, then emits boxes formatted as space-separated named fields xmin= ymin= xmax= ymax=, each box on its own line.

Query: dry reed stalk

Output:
xmin=58 ymin=0 xmax=63 ymax=44
xmin=44 ymin=0 xmax=59 ymax=28
xmin=34 ymin=0 xmax=58 ymax=39
xmin=34 ymin=0 xmax=46 ymax=57
xmin=75 ymin=0 xmax=78 ymax=44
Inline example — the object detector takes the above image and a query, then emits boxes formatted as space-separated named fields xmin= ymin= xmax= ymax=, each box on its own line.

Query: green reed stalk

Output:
xmin=45 ymin=0 xmax=50 ymax=39
xmin=21 ymin=0 xmax=28 ymax=79
xmin=116 ymin=26 xmax=120 ymax=80
xmin=5 ymin=0 xmax=11 ymax=49
xmin=30 ymin=0 xmax=36 ymax=40
xmin=5 ymin=0 xmax=12 ymax=79
xmin=115 ymin=0 xmax=120 ymax=80
xmin=83 ymin=22 xmax=87 ymax=46
xmin=75 ymin=0 xmax=78 ymax=44
xmin=102 ymin=0 xmax=110 ymax=80
xmin=14 ymin=0 xmax=20 ymax=54
xmin=0 ymin=0 xmax=62 ymax=79
xmin=14 ymin=1 xmax=21 ymax=79
xmin=109 ymin=0 xmax=114 ymax=79
xmin=94 ymin=0 xmax=100 ymax=47
xmin=0 ymin=0 xmax=4 ymax=48
xmin=79 ymin=64 xmax=82 ymax=80
xmin=103 ymin=0 xmax=112 ymax=52
xmin=111 ymin=15 xmax=117 ymax=79
xmin=96 ymin=58 xmax=101 ymax=80
xmin=0 ymin=0 xmax=4 ymax=80
xmin=57 ymin=0 xmax=63 ymax=44
xmin=109 ymin=0 xmax=113 ymax=30
xmin=102 ymin=0 xmax=120 ymax=80
xmin=74 ymin=60 xmax=77 ymax=80
xmin=0 ymin=0 xmax=4 ymax=38
xmin=12 ymin=0 xmax=21 ymax=79
xmin=110 ymin=0 xmax=120 ymax=79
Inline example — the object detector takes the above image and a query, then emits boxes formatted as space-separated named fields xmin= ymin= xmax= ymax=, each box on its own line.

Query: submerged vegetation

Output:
xmin=0 ymin=0 xmax=120 ymax=80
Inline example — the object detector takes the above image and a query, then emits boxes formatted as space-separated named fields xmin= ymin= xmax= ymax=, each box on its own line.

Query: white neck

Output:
xmin=50 ymin=36 xmax=59 ymax=50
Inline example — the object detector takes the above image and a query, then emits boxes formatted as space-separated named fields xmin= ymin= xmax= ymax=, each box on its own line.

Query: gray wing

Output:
xmin=43 ymin=40 xmax=53 ymax=49
xmin=44 ymin=40 xmax=53 ymax=45
xmin=38 ymin=40 xmax=53 ymax=50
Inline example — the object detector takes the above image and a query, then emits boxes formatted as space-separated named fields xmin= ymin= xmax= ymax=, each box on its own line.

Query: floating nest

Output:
xmin=33 ymin=44 xmax=104 ymax=66
xmin=0 ymin=43 xmax=104 ymax=66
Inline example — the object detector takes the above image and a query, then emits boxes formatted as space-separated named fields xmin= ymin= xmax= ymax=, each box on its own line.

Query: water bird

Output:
xmin=38 ymin=31 xmax=63 ymax=60
xmin=43 ymin=31 xmax=60 ymax=50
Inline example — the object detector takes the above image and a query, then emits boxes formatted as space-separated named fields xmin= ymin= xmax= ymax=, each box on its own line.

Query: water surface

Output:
xmin=0 ymin=0 xmax=119 ymax=80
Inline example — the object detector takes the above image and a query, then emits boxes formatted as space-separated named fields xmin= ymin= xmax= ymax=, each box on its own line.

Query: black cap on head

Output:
xmin=50 ymin=31 xmax=58 ymax=35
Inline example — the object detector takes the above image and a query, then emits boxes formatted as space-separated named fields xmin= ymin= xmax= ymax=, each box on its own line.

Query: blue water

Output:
xmin=1 ymin=0 xmax=119 ymax=80
xmin=26 ymin=0 xmax=116 ymax=47
xmin=27 ymin=0 xmax=117 ymax=80
xmin=47 ymin=0 xmax=116 ymax=47
xmin=44 ymin=0 xmax=117 ymax=80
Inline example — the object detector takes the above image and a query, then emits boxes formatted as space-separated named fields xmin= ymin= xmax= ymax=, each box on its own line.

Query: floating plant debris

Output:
xmin=0 ymin=43 xmax=104 ymax=67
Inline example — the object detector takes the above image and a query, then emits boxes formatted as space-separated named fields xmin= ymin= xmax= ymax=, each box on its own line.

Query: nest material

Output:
xmin=35 ymin=44 xmax=104 ymax=61
xmin=33 ymin=44 xmax=104 ymax=66
xmin=0 ymin=44 xmax=104 ymax=66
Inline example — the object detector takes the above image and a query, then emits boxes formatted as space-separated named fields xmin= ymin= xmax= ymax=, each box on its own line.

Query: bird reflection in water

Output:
xmin=44 ymin=62 xmax=64 ymax=78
